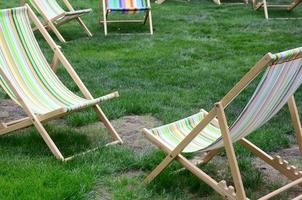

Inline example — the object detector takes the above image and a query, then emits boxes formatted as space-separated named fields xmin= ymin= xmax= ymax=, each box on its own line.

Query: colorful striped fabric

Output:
xmin=150 ymin=112 xmax=221 ymax=153
xmin=106 ymin=0 xmax=149 ymax=14
xmin=149 ymin=47 xmax=302 ymax=153
xmin=30 ymin=0 xmax=65 ymax=20
xmin=271 ymin=47 xmax=302 ymax=65
xmin=0 ymin=7 xmax=117 ymax=115
xmin=29 ymin=0 xmax=91 ymax=21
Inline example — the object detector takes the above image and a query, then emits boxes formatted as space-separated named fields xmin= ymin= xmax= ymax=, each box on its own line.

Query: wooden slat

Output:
xmin=100 ymin=20 xmax=145 ymax=23
xmin=288 ymin=96 xmax=302 ymax=154
xmin=258 ymin=177 xmax=302 ymax=200
xmin=266 ymin=4 xmax=290 ymax=8
xmin=239 ymin=138 xmax=302 ymax=181
xmin=0 ymin=108 xmax=66 ymax=136
xmin=143 ymin=129 xmax=238 ymax=199
xmin=216 ymin=102 xmax=247 ymax=200
xmin=292 ymin=194 xmax=302 ymax=200
xmin=220 ymin=53 xmax=273 ymax=108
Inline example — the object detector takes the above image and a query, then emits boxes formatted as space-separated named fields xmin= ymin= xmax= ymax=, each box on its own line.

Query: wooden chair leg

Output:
xmin=148 ymin=10 xmax=153 ymax=35
xmin=288 ymin=0 xmax=301 ymax=11
xmin=263 ymin=0 xmax=269 ymax=19
xmin=216 ymin=102 xmax=247 ymax=200
xmin=76 ymin=17 xmax=93 ymax=37
xmin=143 ymin=12 xmax=149 ymax=25
xmin=50 ymin=53 xmax=60 ymax=73
xmin=143 ymin=129 xmax=238 ymax=199
xmin=239 ymin=138 xmax=302 ymax=181
xmin=47 ymin=21 xmax=66 ymax=43
xmin=174 ymin=149 xmax=220 ymax=174
xmin=252 ymin=0 xmax=257 ymax=8
xmin=93 ymin=105 xmax=123 ymax=144
xmin=32 ymin=116 xmax=64 ymax=160
xmin=178 ymin=154 xmax=238 ymax=199
xmin=144 ymin=150 xmax=177 ymax=183
xmin=101 ymin=0 xmax=108 ymax=36
xmin=288 ymin=96 xmax=302 ymax=154
xmin=202 ymin=149 xmax=220 ymax=164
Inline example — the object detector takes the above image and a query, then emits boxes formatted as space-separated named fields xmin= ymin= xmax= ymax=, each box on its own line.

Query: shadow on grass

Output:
xmin=0 ymin=124 xmax=110 ymax=159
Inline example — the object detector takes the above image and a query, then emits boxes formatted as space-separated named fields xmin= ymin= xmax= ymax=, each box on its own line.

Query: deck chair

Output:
xmin=0 ymin=5 xmax=123 ymax=161
xmin=20 ymin=0 xmax=92 ymax=42
xmin=253 ymin=0 xmax=301 ymax=19
xmin=143 ymin=47 xmax=302 ymax=199
xmin=99 ymin=0 xmax=153 ymax=35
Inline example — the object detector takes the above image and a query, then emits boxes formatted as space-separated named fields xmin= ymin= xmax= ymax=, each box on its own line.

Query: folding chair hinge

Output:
xmin=54 ymin=45 xmax=61 ymax=51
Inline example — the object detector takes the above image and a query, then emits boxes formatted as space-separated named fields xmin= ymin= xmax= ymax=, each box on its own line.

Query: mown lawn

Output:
xmin=1 ymin=0 xmax=302 ymax=199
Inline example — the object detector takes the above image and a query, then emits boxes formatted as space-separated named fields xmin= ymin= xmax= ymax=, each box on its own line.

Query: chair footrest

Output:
xmin=67 ymin=91 xmax=119 ymax=112
xmin=65 ymin=9 xmax=92 ymax=17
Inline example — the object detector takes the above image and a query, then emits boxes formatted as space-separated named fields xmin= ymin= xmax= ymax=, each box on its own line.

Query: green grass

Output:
xmin=1 ymin=0 xmax=302 ymax=199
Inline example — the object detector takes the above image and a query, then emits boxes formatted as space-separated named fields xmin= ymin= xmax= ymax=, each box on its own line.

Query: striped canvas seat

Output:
xmin=100 ymin=0 xmax=153 ymax=35
xmin=55 ymin=9 xmax=92 ymax=25
xmin=148 ymin=48 xmax=302 ymax=153
xmin=29 ymin=0 xmax=92 ymax=20
xmin=0 ymin=6 xmax=122 ymax=161
xmin=24 ymin=0 xmax=92 ymax=42
xmin=150 ymin=112 xmax=221 ymax=153
xmin=0 ymin=7 xmax=116 ymax=115
xmin=106 ymin=0 xmax=149 ymax=13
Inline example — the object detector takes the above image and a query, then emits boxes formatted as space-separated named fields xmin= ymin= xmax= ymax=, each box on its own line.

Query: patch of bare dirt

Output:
xmin=0 ymin=100 xmax=26 ymax=122
xmin=1 ymin=99 xmax=161 ymax=155
xmin=111 ymin=115 xmax=161 ymax=155
xmin=90 ymin=183 xmax=112 ymax=200
xmin=3 ymin=99 xmax=302 ymax=198
xmin=80 ymin=115 xmax=161 ymax=155
xmin=252 ymin=145 xmax=302 ymax=198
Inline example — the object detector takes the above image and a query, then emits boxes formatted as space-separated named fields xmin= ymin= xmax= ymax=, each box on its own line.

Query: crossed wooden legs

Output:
xmin=253 ymin=0 xmax=301 ymax=19
xmin=0 ymin=104 xmax=122 ymax=161
xmin=144 ymin=97 xmax=302 ymax=199
xmin=46 ymin=16 xmax=93 ymax=43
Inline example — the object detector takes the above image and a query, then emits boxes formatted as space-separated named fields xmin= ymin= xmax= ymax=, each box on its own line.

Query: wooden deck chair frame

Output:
xmin=98 ymin=0 xmax=153 ymax=36
xmin=20 ymin=0 xmax=92 ymax=42
xmin=212 ymin=0 xmax=248 ymax=5
xmin=253 ymin=0 xmax=301 ymax=19
xmin=154 ymin=0 xmax=189 ymax=5
xmin=143 ymin=53 xmax=302 ymax=199
xmin=155 ymin=0 xmax=247 ymax=6
xmin=0 ymin=5 xmax=123 ymax=161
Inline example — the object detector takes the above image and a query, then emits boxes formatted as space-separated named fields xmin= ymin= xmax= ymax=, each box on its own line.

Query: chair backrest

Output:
xmin=106 ymin=0 xmax=148 ymax=13
xmin=0 ymin=7 xmax=85 ymax=114
xmin=207 ymin=48 xmax=302 ymax=150
xmin=29 ymin=0 xmax=65 ymax=20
